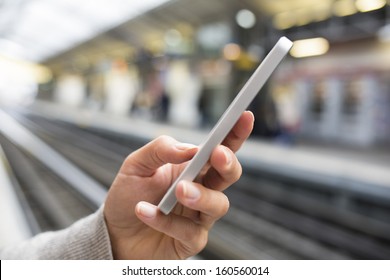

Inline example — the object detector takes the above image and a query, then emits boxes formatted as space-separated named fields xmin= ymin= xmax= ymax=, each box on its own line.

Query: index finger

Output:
xmin=121 ymin=135 xmax=197 ymax=177
xmin=221 ymin=111 xmax=254 ymax=152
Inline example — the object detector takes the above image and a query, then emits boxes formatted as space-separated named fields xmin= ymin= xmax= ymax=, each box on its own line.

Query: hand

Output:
xmin=103 ymin=111 xmax=254 ymax=259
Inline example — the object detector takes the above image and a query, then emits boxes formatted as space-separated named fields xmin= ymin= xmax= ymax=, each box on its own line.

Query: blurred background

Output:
xmin=0 ymin=0 xmax=389 ymax=259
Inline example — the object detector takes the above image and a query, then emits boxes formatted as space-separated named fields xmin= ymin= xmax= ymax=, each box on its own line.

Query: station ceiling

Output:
xmin=0 ymin=0 xmax=388 ymax=64
xmin=0 ymin=0 xmax=171 ymax=62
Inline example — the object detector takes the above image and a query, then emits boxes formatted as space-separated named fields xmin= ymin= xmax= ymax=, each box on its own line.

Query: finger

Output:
xmin=121 ymin=135 xmax=197 ymax=176
xmin=135 ymin=201 xmax=208 ymax=258
xmin=202 ymin=145 xmax=242 ymax=192
xmin=222 ymin=111 xmax=254 ymax=153
xmin=176 ymin=180 xmax=230 ymax=227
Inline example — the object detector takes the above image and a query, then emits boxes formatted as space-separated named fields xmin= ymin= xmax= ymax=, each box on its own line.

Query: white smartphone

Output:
xmin=158 ymin=36 xmax=293 ymax=214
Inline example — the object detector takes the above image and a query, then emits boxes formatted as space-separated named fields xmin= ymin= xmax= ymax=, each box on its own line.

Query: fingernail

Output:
xmin=137 ymin=202 xmax=157 ymax=218
xmin=175 ymin=142 xmax=197 ymax=151
xmin=182 ymin=181 xmax=200 ymax=200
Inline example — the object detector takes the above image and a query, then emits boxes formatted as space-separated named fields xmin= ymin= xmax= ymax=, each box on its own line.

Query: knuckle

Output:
xmin=121 ymin=151 xmax=137 ymax=170
xmin=155 ymin=135 xmax=175 ymax=146
xmin=152 ymin=135 xmax=175 ymax=165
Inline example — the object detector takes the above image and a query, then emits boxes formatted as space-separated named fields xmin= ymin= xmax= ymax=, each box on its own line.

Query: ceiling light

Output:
xmin=236 ymin=9 xmax=256 ymax=29
xmin=356 ymin=0 xmax=386 ymax=12
xmin=290 ymin=37 xmax=330 ymax=58
xmin=223 ymin=43 xmax=241 ymax=61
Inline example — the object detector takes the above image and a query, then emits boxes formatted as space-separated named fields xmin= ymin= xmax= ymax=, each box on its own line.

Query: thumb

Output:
xmin=121 ymin=135 xmax=197 ymax=177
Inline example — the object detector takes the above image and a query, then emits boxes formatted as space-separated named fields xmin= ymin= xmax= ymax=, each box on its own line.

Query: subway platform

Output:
xmin=25 ymin=100 xmax=390 ymax=190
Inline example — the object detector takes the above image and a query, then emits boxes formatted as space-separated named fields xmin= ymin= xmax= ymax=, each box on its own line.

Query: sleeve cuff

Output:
xmin=1 ymin=207 xmax=114 ymax=260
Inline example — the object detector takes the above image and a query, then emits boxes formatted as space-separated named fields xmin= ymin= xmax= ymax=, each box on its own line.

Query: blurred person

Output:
xmin=274 ymin=86 xmax=300 ymax=145
xmin=0 ymin=111 xmax=254 ymax=260
xmin=165 ymin=59 xmax=202 ymax=127
xmin=54 ymin=74 xmax=86 ymax=107
xmin=251 ymin=93 xmax=280 ymax=139
xmin=104 ymin=60 xmax=139 ymax=116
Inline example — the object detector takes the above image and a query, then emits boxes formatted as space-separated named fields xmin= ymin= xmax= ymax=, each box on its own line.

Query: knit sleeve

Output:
xmin=0 ymin=207 xmax=113 ymax=260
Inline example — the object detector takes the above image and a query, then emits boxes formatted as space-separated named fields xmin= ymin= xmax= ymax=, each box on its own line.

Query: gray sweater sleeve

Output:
xmin=0 ymin=207 xmax=113 ymax=260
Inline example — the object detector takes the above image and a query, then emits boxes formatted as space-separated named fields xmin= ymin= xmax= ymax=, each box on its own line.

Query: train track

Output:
xmin=1 ymin=110 xmax=390 ymax=259
xmin=0 ymin=134 xmax=94 ymax=232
